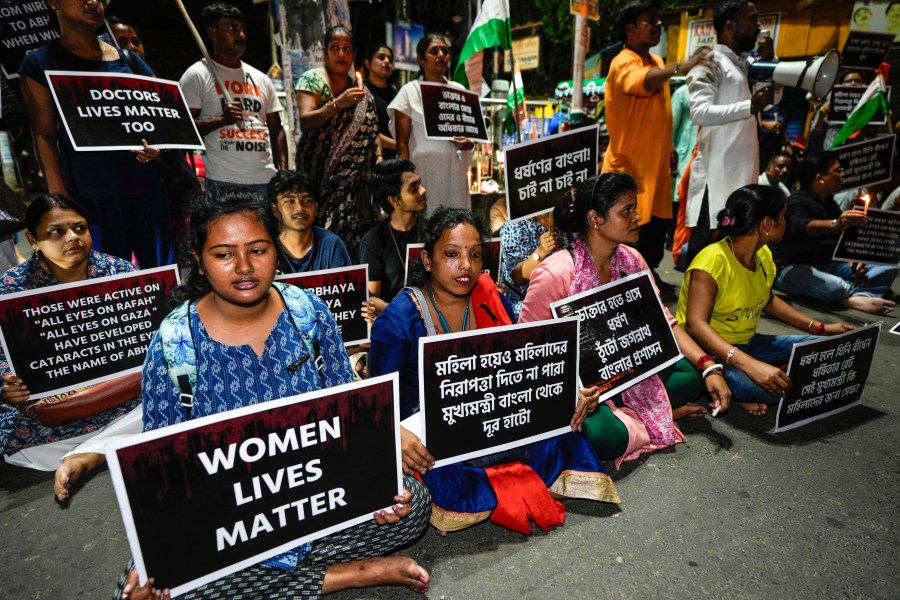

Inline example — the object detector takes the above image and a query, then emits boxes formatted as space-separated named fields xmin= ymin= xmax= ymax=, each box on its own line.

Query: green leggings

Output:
xmin=581 ymin=358 xmax=706 ymax=461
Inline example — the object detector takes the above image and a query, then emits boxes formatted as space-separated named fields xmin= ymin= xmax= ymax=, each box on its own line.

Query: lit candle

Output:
xmin=861 ymin=194 xmax=870 ymax=216
xmin=355 ymin=71 xmax=364 ymax=88
xmin=467 ymin=167 xmax=472 ymax=192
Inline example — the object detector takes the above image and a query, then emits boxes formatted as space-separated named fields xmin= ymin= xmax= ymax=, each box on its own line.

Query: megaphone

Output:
xmin=749 ymin=49 xmax=841 ymax=101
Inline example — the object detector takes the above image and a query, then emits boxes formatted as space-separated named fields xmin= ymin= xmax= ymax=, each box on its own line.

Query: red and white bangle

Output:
xmin=702 ymin=364 xmax=725 ymax=379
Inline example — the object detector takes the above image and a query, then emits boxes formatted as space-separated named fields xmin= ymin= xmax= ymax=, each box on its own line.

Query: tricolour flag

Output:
xmin=830 ymin=64 xmax=890 ymax=149
xmin=452 ymin=0 xmax=511 ymax=93
xmin=504 ymin=59 xmax=527 ymax=134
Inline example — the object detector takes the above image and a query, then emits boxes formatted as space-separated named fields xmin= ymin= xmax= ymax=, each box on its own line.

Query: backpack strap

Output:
xmin=405 ymin=286 xmax=437 ymax=336
xmin=273 ymin=282 xmax=325 ymax=384
xmin=158 ymin=301 xmax=199 ymax=421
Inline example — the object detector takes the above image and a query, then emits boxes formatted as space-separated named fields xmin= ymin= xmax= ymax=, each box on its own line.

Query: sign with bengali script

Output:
xmin=0 ymin=265 xmax=179 ymax=399
xmin=841 ymin=30 xmax=894 ymax=69
xmin=828 ymin=85 xmax=890 ymax=125
xmin=419 ymin=82 xmax=489 ymax=142
xmin=834 ymin=135 xmax=895 ymax=190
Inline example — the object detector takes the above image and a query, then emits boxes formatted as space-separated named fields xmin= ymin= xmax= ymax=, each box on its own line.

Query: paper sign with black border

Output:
xmin=403 ymin=238 xmax=501 ymax=287
xmin=45 ymin=70 xmax=204 ymax=151
xmin=106 ymin=373 xmax=402 ymax=597
xmin=549 ymin=270 xmax=682 ymax=400
xmin=275 ymin=265 xmax=370 ymax=346
xmin=840 ymin=31 xmax=894 ymax=70
xmin=774 ymin=324 xmax=880 ymax=432
xmin=832 ymin=208 xmax=900 ymax=267
xmin=828 ymin=85 xmax=890 ymax=125
xmin=835 ymin=135 xmax=895 ymax=191
xmin=419 ymin=81 xmax=489 ymax=142
xmin=418 ymin=317 xmax=580 ymax=468
xmin=0 ymin=265 xmax=179 ymax=400
xmin=504 ymin=126 xmax=598 ymax=222
xmin=889 ymin=321 xmax=900 ymax=336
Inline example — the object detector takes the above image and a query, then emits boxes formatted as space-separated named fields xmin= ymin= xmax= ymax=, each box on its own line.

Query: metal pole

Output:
xmin=571 ymin=15 xmax=587 ymax=119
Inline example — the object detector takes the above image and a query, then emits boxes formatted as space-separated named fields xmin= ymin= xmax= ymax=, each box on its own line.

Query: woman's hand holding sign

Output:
xmin=2 ymin=374 xmax=30 ymax=405
xmin=400 ymin=426 xmax=434 ymax=475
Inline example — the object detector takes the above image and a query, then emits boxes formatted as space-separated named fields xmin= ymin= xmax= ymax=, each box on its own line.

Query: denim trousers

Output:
xmin=724 ymin=333 xmax=818 ymax=405
xmin=775 ymin=261 xmax=898 ymax=302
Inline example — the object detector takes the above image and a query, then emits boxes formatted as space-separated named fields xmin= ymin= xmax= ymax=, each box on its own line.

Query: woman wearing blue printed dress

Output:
xmin=498 ymin=208 xmax=562 ymax=319
xmin=116 ymin=186 xmax=430 ymax=600
xmin=0 ymin=195 xmax=142 ymax=501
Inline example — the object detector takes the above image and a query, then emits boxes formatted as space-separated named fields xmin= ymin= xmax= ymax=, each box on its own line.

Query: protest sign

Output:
xmin=828 ymin=85 xmax=890 ymax=125
xmin=833 ymin=208 xmax=900 ymax=266
xmin=504 ymin=125 xmax=598 ymax=222
xmin=834 ymin=135 xmax=895 ymax=190
xmin=403 ymin=238 xmax=500 ymax=287
xmin=0 ymin=265 xmax=179 ymax=400
xmin=404 ymin=243 xmax=424 ymax=288
xmin=107 ymin=374 xmax=402 ymax=597
xmin=687 ymin=13 xmax=778 ymax=56
xmin=550 ymin=270 xmax=681 ymax=399
xmin=275 ymin=265 xmax=369 ymax=346
xmin=840 ymin=31 xmax=894 ymax=70
xmin=775 ymin=324 xmax=880 ymax=432
xmin=419 ymin=82 xmax=489 ymax=142
xmin=418 ymin=318 xmax=579 ymax=468
xmin=890 ymin=321 xmax=900 ymax=336
xmin=45 ymin=71 xmax=204 ymax=151
xmin=0 ymin=1 xmax=59 ymax=79
xmin=570 ymin=0 xmax=599 ymax=20
xmin=502 ymin=36 xmax=541 ymax=71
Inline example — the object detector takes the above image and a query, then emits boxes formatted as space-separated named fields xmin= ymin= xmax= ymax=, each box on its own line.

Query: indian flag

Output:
xmin=504 ymin=59 xmax=527 ymax=134
xmin=830 ymin=65 xmax=890 ymax=149
xmin=452 ymin=0 xmax=511 ymax=93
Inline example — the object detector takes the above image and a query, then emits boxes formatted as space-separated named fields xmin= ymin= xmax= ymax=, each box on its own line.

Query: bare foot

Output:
xmin=672 ymin=404 xmax=708 ymax=420
xmin=54 ymin=452 xmax=105 ymax=503
xmin=740 ymin=402 xmax=767 ymax=417
xmin=842 ymin=296 xmax=896 ymax=315
xmin=322 ymin=555 xmax=429 ymax=594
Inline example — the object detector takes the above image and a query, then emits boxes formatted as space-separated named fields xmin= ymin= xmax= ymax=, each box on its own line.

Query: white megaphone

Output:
xmin=749 ymin=49 xmax=841 ymax=101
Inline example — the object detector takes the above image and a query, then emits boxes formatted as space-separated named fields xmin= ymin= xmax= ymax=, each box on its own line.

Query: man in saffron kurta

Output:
xmin=602 ymin=1 xmax=708 ymax=270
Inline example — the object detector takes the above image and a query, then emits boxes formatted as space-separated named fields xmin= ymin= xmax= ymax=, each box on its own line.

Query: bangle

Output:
xmin=331 ymin=98 xmax=338 ymax=111
xmin=695 ymin=354 xmax=714 ymax=371
xmin=831 ymin=218 xmax=837 ymax=230
xmin=813 ymin=321 xmax=825 ymax=335
xmin=806 ymin=319 xmax=816 ymax=331
xmin=725 ymin=347 xmax=738 ymax=365
xmin=702 ymin=364 xmax=724 ymax=379
xmin=674 ymin=62 xmax=680 ymax=75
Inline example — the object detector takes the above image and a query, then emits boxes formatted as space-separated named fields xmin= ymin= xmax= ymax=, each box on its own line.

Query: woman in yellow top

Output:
xmin=676 ymin=184 xmax=853 ymax=416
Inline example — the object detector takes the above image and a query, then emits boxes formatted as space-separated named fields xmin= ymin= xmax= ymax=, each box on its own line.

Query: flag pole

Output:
xmin=507 ymin=36 xmax=524 ymax=143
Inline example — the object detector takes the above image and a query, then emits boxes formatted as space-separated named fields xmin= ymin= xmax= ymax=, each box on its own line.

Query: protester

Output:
xmin=603 ymin=0 xmax=708 ymax=272
xmin=115 ymin=186 xmax=430 ymax=599
xmin=20 ymin=0 xmax=173 ymax=267
xmin=363 ymin=44 xmax=399 ymax=162
xmin=678 ymin=184 xmax=855 ymax=416
xmin=684 ymin=0 xmax=774 ymax=265
xmin=369 ymin=207 xmax=619 ymax=533
xmin=179 ymin=3 xmax=286 ymax=194
xmin=807 ymin=70 xmax=866 ymax=156
xmin=519 ymin=174 xmax=731 ymax=466
xmin=758 ymin=151 xmax=794 ymax=198
xmin=498 ymin=210 xmax=559 ymax=320
xmin=772 ymin=153 xmax=897 ymax=315
xmin=360 ymin=159 xmax=428 ymax=321
xmin=389 ymin=34 xmax=474 ymax=212
xmin=0 ymin=195 xmax=142 ymax=501
xmin=296 ymin=26 xmax=379 ymax=258
xmin=267 ymin=170 xmax=351 ymax=273
xmin=106 ymin=16 xmax=144 ymax=59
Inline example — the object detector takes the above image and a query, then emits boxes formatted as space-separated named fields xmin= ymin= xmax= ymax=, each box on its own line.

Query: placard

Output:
xmin=834 ymin=135 xmax=895 ymax=189
xmin=549 ymin=270 xmax=682 ymax=399
xmin=832 ymin=208 xmax=900 ymax=266
xmin=890 ymin=321 xmax=900 ymax=336
xmin=403 ymin=238 xmax=501 ymax=287
xmin=0 ymin=1 xmax=60 ymax=79
xmin=502 ymin=36 xmax=541 ymax=71
xmin=687 ymin=13 xmax=779 ymax=57
xmin=107 ymin=374 xmax=402 ymax=597
xmin=775 ymin=324 xmax=880 ymax=432
xmin=841 ymin=30 xmax=895 ymax=70
xmin=275 ymin=265 xmax=369 ymax=346
xmin=828 ymin=85 xmax=890 ymax=124
xmin=418 ymin=318 xmax=580 ymax=468
xmin=45 ymin=71 xmax=204 ymax=151
xmin=504 ymin=125 xmax=598 ymax=222
xmin=419 ymin=82 xmax=489 ymax=143
xmin=570 ymin=0 xmax=599 ymax=21
xmin=0 ymin=265 xmax=179 ymax=400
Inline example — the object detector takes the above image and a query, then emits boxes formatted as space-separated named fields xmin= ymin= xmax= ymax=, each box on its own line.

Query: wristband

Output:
xmin=813 ymin=321 xmax=825 ymax=335
xmin=696 ymin=354 xmax=714 ymax=371
xmin=725 ymin=347 xmax=738 ymax=365
xmin=702 ymin=364 xmax=724 ymax=379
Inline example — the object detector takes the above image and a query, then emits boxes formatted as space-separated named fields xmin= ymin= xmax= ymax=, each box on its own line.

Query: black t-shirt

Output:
xmin=365 ymin=80 xmax=398 ymax=160
xmin=771 ymin=188 xmax=842 ymax=267
xmin=359 ymin=218 xmax=426 ymax=303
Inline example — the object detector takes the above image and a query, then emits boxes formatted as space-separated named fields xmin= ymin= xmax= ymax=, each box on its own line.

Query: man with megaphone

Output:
xmin=683 ymin=0 xmax=775 ymax=265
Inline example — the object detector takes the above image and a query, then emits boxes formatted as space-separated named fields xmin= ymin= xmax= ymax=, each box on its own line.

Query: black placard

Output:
xmin=775 ymin=324 xmax=880 ymax=432
xmin=504 ymin=126 xmax=598 ymax=221
xmin=419 ymin=82 xmax=489 ymax=142
xmin=840 ymin=31 xmax=894 ymax=70
xmin=0 ymin=266 xmax=179 ymax=399
xmin=45 ymin=71 xmax=204 ymax=150
xmin=275 ymin=265 xmax=369 ymax=346
xmin=0 ymin=2 xmax=59 ymax=79
xmin=418 ymin=318 xmax=579 ymax=467
xmin=828 ymin=85 xmax=890 ymax=125
xmin=550 ymin=270 xmax=682 ymax=399
xmin=833 ymin=208 xmax=900 ymax=266
xmin=834 ymin=135 xmax=895 ymax=190
xmin=107 ymin=375 xmax=402 ymax=597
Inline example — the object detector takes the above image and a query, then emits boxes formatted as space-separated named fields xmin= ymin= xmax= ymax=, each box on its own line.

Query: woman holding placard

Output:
xmin=369 ymin=207 xmax=619 ymax=535
xmin=116 ymin=186 xmax=430 ymax=599
xmin=677 ymin=184 xmax=854 ymax=416
xmin=0 ymin=194 xmax=142 ymax=501
xmin=389 ymin=34 xmax=474 ymax=211
xmin=519 ymin=173 xmax=732 ymax=464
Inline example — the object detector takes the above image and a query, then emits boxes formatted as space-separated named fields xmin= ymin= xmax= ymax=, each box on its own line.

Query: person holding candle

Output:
xmin=295 ymin=26 xmax=379 ymax=258
xmin=772 ymin=152 xmax=897 ymax=315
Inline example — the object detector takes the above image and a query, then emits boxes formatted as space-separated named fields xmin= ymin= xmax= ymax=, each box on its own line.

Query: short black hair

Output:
xmin=266 ymin=170 xmax=318 ymax=204
xmin=203 ymin=3 xmax=244 ymax=29
xmin=25 ymin=194 xmax=88 ymax=236
xmin=372 ymin=158 xmax=417 ymax=214
xmin=106 ymin=16 xmax=142 ymax=38
xmin=713 ymin=0 xmax=750 ymax=36
xmin=767 ymin=151 xmax=793 ymax=167
xmin=796 ymin=151 xmax=837 ymax=188
xmin=618 ymin=1 xmax=661 ymax=43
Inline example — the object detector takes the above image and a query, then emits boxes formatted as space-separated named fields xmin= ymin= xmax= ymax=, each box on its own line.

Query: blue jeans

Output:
xmin=775 ymin=261 xmax=898 ymax=302
xmin=204 ymin=178 xmax=269 ymax=197
xmin=724 ymin=333 xmax=817 ymax=405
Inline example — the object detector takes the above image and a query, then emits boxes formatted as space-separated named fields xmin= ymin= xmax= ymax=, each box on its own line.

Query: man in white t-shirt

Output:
xmin=179 ymin=3 xmax=286 ymax=193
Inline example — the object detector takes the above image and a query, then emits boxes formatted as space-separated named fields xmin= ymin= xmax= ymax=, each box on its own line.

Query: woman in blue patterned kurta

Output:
xmin=0 ymin=195 xmax=141 ymax=496
xmin=117 ymin=186 xmax=430 ymax=600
